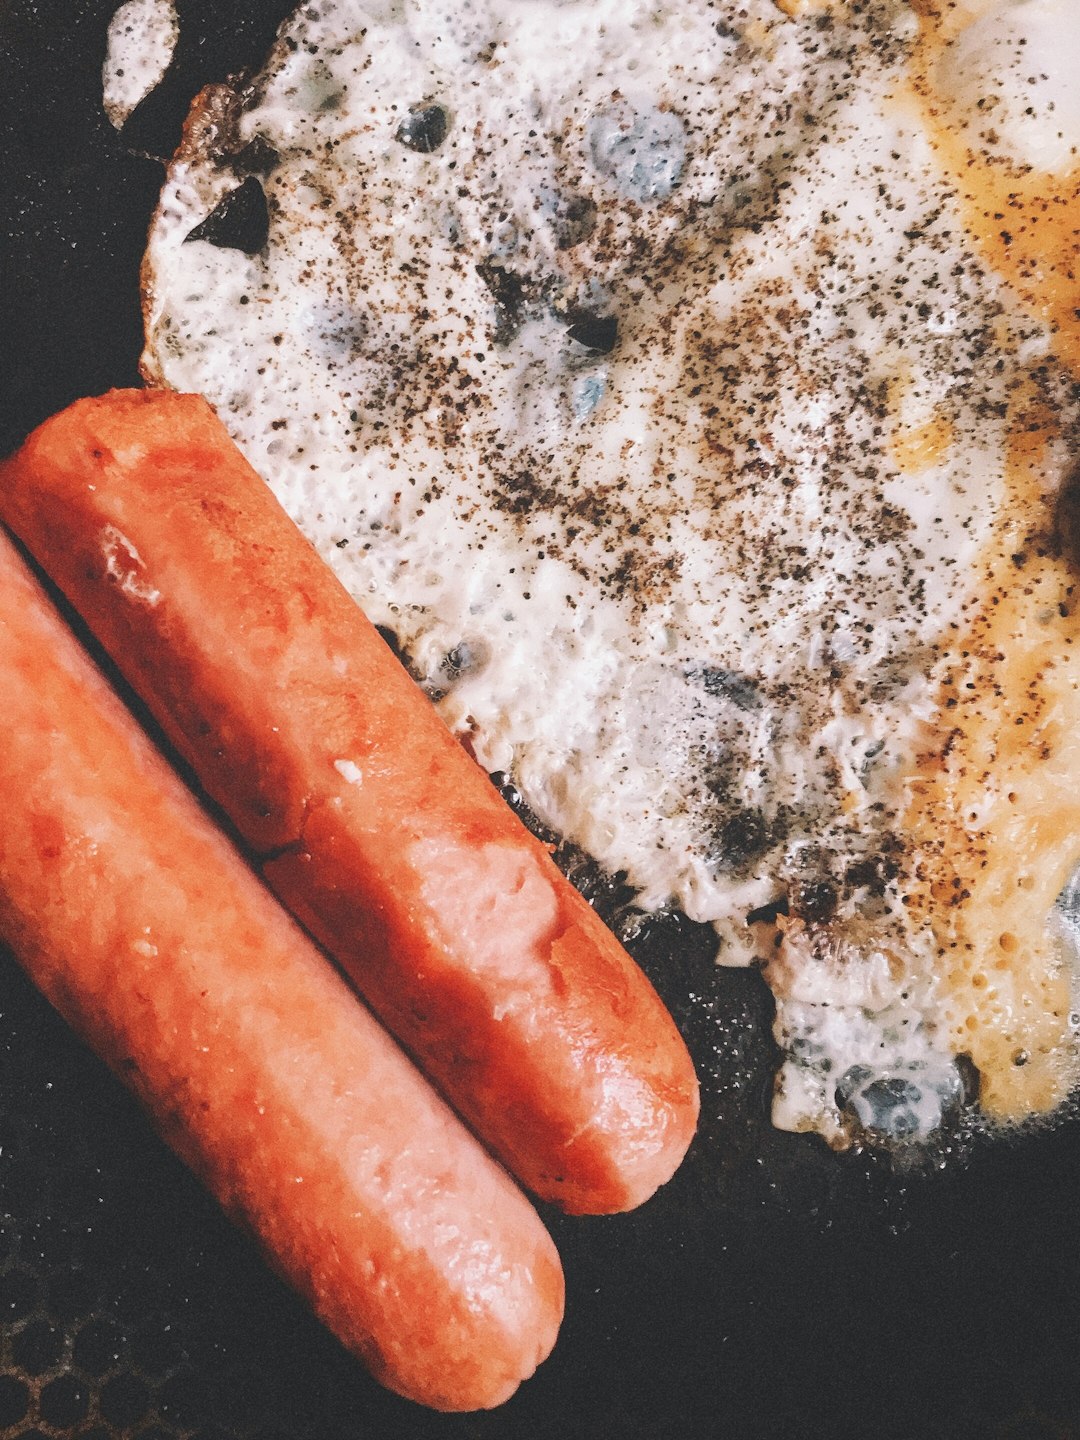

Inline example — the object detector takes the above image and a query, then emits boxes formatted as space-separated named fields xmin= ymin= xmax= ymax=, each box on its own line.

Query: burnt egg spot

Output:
xmin=709 ymin=807 xmax=772 ymax=873
xmin=183 ymin=177 xmax=269 ymax=255
xmin=955 ymin=1053 xmax=982 ymax=1105
xmin=298 ymin=58 xmax=347 ymax=114
xmin=396 ymin=103 xmax=449 ymax=154
xmin=789 ymin=876 xmax=839 ymax=925
xmin=688 ymin=665 xmax=763 ymax=712
xmin=844 ymin=845 xmax=902 ymax=898
xmin=476 ymin=260 xmax=527 ymax=346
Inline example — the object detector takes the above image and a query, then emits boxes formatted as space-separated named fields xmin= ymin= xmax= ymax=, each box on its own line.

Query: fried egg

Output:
xmin=139 ymin=0 xmax=1080 ymax=1145
xmin=102 ymin=0 xmax=178 ymax=130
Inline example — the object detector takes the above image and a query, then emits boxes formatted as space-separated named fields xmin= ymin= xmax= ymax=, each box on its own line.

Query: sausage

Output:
xmin=0 ymin=388 xmax=700 ymax=1214
xmin=0 ymin=526 xmax=563 ymax=1412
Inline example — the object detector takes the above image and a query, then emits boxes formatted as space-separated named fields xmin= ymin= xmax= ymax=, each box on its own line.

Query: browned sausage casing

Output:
xmin=0 ymin=389 xmax=700 ymax=1214
xmin=0 ymin=527 xmax=563 ymax=1412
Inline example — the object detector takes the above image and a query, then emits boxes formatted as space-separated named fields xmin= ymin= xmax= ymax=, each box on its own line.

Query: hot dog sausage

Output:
xmin=0 ymin=388 xmax=699 ymax=1214
xmin=0 ymin=527 xmax=563 ymax=1412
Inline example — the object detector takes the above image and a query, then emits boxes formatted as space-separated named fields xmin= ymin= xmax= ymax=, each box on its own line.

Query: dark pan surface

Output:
xmin=3 ymin=3 xmax=1080 ymax=1436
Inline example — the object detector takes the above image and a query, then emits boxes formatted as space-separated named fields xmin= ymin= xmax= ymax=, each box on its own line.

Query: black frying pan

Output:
xmin=2 ymin=3 xmax=1080 ymax=1436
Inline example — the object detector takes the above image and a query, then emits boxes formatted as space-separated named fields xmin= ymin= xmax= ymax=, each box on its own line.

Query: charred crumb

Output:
xmin=178 ymin=78 xmax=246 ymax=167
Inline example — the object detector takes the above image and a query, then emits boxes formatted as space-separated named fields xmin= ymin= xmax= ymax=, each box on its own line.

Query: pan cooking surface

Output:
xmin=3 ymin=3 xmax=1080 ymax=1435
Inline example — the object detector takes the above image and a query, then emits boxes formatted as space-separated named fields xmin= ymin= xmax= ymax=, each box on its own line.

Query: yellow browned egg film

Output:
xmin=904 ymin=0 xmax=1080 ymax=1118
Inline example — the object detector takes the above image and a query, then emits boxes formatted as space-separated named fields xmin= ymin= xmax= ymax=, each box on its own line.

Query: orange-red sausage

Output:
xmin=0 ymin=527 xmax=563 ymax=1412
xmin=0 ymin=389 xmax=699 ymax=1214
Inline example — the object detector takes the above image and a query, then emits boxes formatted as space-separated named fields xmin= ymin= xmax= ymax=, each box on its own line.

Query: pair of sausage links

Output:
xmin=0 ymin=389 xmax=700 ymax=1215
xmin=0 ymin=527 xmax=563 ymax=1412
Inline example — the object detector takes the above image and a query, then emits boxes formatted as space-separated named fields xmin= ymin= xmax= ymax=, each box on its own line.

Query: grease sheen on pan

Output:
xmin=141 ymin=0 xmax=1080 ymax=1145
